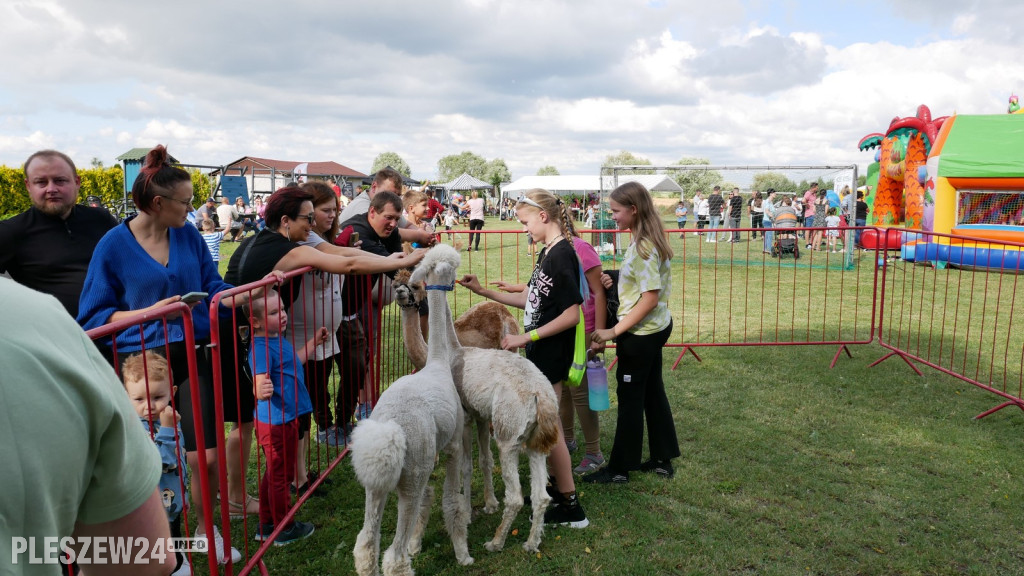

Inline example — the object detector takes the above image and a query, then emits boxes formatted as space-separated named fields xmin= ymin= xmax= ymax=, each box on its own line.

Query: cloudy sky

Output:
xmin=1 ymin=0 xmax=1022 ymax=181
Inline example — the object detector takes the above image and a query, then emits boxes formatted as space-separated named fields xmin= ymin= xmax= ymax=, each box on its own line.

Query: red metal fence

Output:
xmin=83 ymin=223 xmax=1022 ymax=575
xmin=84 ymin=302 xmax=218 ymax=576
xmin=872 ymin=228 xmax=1024 ymax=419
xmin=444 ymin=227 xmax=880 ymax=369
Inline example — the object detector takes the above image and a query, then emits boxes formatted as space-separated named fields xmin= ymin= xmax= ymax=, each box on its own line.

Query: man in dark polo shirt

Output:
xmin=0 ymin=150 xmax=117 ymax=317
xmin=325 ymin=190 xmax=407 ymax=445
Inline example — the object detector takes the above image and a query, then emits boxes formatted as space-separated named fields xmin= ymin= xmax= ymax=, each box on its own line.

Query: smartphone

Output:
xmin=180 ymin=291 xmax=208 ymax=304
xmin=348 ymin=232 xmax=360 ymax=247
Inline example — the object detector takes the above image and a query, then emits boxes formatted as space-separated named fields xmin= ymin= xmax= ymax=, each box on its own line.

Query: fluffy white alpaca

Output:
xmin=351 ymin=245 xmax=473 ymax=576
xmin=393 ymin=275 xmax=560 ymax=553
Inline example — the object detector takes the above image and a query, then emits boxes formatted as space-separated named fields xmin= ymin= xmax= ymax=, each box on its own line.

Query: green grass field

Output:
xmin=199 ymin=218 xmax=1024 ymax=576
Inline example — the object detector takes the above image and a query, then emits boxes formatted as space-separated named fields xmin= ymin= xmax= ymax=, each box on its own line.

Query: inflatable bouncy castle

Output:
xmin=858 ymin=105 xmax=949 ymax=231
xmin=904 ymin=113 xmax=1024 ymax=272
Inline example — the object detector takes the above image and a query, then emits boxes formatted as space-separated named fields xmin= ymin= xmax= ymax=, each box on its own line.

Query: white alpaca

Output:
xmin=351 ymin=245 xmax=473 ymax=576
xmin=394 ymin=275 xmax=560 ymax=553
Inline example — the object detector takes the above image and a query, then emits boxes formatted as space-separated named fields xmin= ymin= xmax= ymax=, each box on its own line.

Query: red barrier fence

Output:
xmin=82 ymin=223 xmax=1022 ymax=575
xmin=443 ymin=226 xmax=881 ymax=369
xmin=85 ymin=302 xmax=218 ymax=576
xmin=872 ymin=228 xmax=1024 ymax=419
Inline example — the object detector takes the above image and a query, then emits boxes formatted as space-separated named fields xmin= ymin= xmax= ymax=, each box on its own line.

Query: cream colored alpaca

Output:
xmin=394 ymin=274 xmax=560 ymax=553
xmin=351 ymin=245 xmax=473 ymax=576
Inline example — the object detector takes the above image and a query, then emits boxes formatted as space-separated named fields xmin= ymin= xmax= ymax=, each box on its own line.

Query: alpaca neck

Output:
xmin=425 ymin=287 xmax=453 ymax=364
xmin=401 ymin=302 xmax=428 ymax=370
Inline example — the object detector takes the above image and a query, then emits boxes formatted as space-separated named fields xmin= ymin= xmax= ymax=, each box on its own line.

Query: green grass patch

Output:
xmin=199 ymin=220 xmax=1024 ymax=575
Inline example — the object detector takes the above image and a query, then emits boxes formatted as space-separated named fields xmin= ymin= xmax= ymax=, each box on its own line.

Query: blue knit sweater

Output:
xmin=77 ymin=219 xmax=232 ymax=352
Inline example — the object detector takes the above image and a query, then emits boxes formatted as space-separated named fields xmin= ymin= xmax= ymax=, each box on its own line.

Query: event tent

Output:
xmin=502 ymin=175 xmax=684 ymax=198
xmin=442 ymin=173 xmax=493 ymax=191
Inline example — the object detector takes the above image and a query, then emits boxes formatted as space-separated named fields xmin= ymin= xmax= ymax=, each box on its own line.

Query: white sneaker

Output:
xmin=170 ymin=554 xmax=191 ymax=576
xmin=195 ymin=525 xmax=242 ymax=564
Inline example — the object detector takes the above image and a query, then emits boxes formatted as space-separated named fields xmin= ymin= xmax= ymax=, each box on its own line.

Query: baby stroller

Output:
xmin=772 ymin=232 xmax=800 ymax=259
xmin=771 ymin=208 xmax=800 ymax=259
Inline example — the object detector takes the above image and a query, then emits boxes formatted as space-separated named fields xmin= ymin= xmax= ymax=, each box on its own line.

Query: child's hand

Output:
xmin=255 ymin=378 xmax=274 ymax=401
xmin=501 ymin=333 xmax=530 ymax=351
xmin=491 ymin=281 xmax=523 ymax=293
xmin=315 ymin=327 xmax=330 ymax=345
xmin=457 ymin=274 xmax=482 ymax=293
xmin=159 ymin=405 xmax=179 ymax=428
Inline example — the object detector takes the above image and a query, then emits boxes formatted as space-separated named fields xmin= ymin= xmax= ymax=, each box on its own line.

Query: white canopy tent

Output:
xmin=502 ymin=175 xmax=683 ymax=199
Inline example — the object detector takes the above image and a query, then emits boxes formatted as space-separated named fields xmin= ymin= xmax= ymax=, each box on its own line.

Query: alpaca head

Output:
xmin=410 ymin=244 xmax=461 ymax=287
xmin=393 ymin=268 xmax=426 ymax=310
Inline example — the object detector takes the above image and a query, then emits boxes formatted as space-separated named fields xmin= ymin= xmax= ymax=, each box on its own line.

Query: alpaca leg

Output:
xmin=460 ymin=413 xmax=474 ymax=515
xmin=484 ymin=441 xmax=523 ymax=552
xmin=476 ymin=419 xmax=498 ymax=514
xmin=523 ymin=450 xmax=551 ymax=553
xmin=354 ymin=489 xmax=389 ymax=576
xmin=408 ymin=484 xmax=433 ymax=557
xmin=382 ymin=486 xmax=423 ymax=576
xmin=442 ymin=437 xmax=474 ymax=566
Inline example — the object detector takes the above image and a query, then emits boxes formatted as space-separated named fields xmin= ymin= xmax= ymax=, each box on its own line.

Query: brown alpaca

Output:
xmin=453 ymin=301 xmax=519 ymax=349
xmin=393 ymin=269 xmax=520 ymax=349
xmin=393 ymin=271 xmax=560 ymax=553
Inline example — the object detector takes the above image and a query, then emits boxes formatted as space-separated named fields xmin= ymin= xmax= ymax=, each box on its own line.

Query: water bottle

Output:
xmin=587 ymin=355 xmax=610 ymax=411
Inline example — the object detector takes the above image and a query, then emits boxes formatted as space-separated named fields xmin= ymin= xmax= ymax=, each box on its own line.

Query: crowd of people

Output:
xmin=673 ymin=183 xmax=869 ymax=252
xmin=1 ymin=147 xmax=687 ymax=573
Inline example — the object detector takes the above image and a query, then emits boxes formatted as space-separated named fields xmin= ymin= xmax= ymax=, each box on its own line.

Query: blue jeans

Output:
xmin=709 ymin=215 xmax=721 ymax=238
xmin=763 ymin=220 xmax=774 ymax=252
xmin=855 ymin=218 xmax=866 ymax=246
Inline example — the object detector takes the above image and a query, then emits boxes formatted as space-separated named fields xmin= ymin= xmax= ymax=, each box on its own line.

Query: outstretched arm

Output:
xmin=278 ymin=245 xmax=426 ymax=276
xmin=457 ymin=274 xmax=528 ymax=309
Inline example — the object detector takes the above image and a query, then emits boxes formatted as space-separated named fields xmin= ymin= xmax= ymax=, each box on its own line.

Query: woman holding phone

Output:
xmin=78 ymin=144 xmax=250 ymax=564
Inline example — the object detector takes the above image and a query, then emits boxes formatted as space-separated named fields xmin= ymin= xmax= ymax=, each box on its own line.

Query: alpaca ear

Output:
xmin=410 ymin=265 xmax=428 ymax=285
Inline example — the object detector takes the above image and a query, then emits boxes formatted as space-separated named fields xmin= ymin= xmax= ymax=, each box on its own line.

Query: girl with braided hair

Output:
xmin=458 ymin=187 xmax=590 ymax=528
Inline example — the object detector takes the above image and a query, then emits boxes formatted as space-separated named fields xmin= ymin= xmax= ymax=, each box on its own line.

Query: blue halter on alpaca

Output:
xmin=425 ymin=281 xmax=455 ymax=291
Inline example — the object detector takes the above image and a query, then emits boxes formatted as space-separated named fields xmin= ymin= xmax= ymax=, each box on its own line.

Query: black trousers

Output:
xmin=608 ymin=322 xmax=680 ymax=472
xmin=468 ymin=219 xmax=484 ymax=249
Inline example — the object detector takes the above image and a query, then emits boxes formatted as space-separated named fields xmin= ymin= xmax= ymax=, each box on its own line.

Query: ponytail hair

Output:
xmin=519 ymin=188 xmax=578 ymax=242
xmin=609 ymin=181 xmax=673 ymax=261
xmin=132 ymin=145 xmax=191 ymax=213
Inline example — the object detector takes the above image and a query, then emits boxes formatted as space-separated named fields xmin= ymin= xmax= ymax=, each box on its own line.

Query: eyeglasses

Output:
xmin=159 ymin=195 xmax=194 ymax=207
xmin=295 ymin=212 xmax=315 ymax=224
xmin=516 ymin=197 xmax=544 ymax=210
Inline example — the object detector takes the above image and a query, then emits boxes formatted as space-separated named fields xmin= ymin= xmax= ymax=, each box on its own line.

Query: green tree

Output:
xmin=670 ymin=157 xmax=723 ymax=197
xmin=602 ymin=150 xmax=654 ymax=174
xmin=78 ymin=166 xmax=124 ymax=205
xmin=1 ymin=164 xmax=127 ymax=217
xmin=485 ymin=158 xmax=511 ymax=195
xmin=537 ymin=165 xmax=559 ymax=176
xmin=437 ymin=151 xmax=490 ymax=183
xmin=751 ymin=172 xmax=798 ymax=193
xmin=190 ymin=169 xmax=214 ymax=207
xmin=0 ymin=165 xmax=29 ymax=216
xmin=370 ymin=152 xmax=412 ymax=177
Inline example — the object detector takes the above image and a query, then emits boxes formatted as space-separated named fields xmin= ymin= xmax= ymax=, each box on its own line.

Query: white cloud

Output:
xmin=1 ymin=0 xmax=1022 ymax=180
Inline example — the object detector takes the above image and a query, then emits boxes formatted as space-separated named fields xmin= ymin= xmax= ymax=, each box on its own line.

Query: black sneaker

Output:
xmin=273 ymin=521 xmax=315 ymax=546
xmin=543 ymin=494 xmax=589 ymax=528
xmin=525 ymin=479 xmax=564 ymax=507
xmin=582 ymin=467 xmax=629 ymax=484
xmin=253 ymin=523 xmax=275 ymax=542
xmin=638 ymin=459 xmax=675 ymax=479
